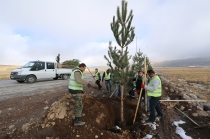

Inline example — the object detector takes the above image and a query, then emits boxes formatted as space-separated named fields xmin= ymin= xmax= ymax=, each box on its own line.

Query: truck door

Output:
xmin=45 ymin=62 xmax=56 ymax=78
xmin=30 ymin=61 xmax=46 ymax=79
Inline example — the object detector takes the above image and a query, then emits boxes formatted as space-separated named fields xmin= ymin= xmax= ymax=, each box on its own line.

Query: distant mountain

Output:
xmin=152 ymin=57 xmax=210 ymax=67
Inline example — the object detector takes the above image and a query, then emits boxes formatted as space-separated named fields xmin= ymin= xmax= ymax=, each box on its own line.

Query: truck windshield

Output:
xmin=22 ymin=61 xmax=36 ymax=68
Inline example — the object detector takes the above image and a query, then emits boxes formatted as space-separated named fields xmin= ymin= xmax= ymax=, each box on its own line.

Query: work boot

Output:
xmin=74 ymin=117 xmax=85 ymax=126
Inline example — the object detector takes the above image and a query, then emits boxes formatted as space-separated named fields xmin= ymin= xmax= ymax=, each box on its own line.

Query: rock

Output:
xmin=188 ymin=94 xmax=198 ymax=100
xmin=44 ymin=106 xmax=49 ymax=110
xmin=9 ymin=125 xmax=15 ymax=129
xmin=192 ymin=113 xmax=198 ymax=117
xmin=164 ymin=87 xmax=168 ymax=90
xmin=76 ymin=135 xmax=80 ymax=138
xmin=96 ymin=113 xmax=105 ymax=124
xmin=57 ymin=106 xmax=66 ymax=119
xmin=197 ymin=106 xmax=203 ymax=111
xmin=178 ymin=88 xmax=184 ymax=92
xmin=101 ymin=133 xmax=103 ymax=135
xmin=170 ymin=89 xmax=174 ymax=93
xmin=203 ymin=102 xmax=210 ymax=111
xmin=180 ymin=106 xmax=185 ymax=111
xmin=95 ymin=135 xmax=98 ymax=138
xmin=206 ymin=111 xmax=210 ymax=116
xmin=22 ymin=123 xmax=31 ymax=132
xmin=182 ymin=94 xmax=191 ymax=100
xmin=188 ymin=83 xmax=194 ymax=86
xmin=49 ymin=113 xmax=54 ymax=119
xmin=188 ymin=109 xmax=192 ymax=111
xmin=8 ymin=108 xmax=13 ymax=111
xmin=197 ymin=110 xmax=208 ymax=117
xmin=179 ymin=91 xmax=186 ymax=96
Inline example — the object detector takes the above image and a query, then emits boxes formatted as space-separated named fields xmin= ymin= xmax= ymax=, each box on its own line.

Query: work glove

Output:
xmin=141 ymin=84 xmax=145 ymax=88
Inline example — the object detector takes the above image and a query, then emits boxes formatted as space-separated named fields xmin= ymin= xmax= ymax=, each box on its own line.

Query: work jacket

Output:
xmin=146 ymin=75 xmax=162 ymax=97
xmin=56 ymin=56 xmax=60 ymax=63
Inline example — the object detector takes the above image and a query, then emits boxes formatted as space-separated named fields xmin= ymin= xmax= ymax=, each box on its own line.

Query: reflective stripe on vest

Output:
xmin=95 ymin=72 xmax=99 ymax=80
xmin=68 ymin=69 xmax=84 ymax=90
xmin=147 ymin=75 xmax=162 ymax=97
xmin=104 ymin=72 xmax=111 ymax=80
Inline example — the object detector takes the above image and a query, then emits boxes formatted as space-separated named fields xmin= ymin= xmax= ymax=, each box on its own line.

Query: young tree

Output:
xmin=132 ymin=50 xmax=153 ymax=72
xmin=107 ymin=0 xmax=135 ymax=123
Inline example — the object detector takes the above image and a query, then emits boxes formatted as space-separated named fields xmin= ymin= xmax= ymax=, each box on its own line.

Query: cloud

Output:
xmin=0 ymin=0 xmax=210 ymax=65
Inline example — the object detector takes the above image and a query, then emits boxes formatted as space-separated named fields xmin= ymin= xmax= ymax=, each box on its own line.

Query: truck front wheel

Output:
xmin=62 ymin=74 xmax=69 ymax=80
xmin=26 ymin=75 xmax=37 ymax=83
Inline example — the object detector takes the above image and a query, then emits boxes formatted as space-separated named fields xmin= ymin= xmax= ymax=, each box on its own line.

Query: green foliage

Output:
xmin=104 ymin=43 xmax=135 ymax=88
xmin=62 ymin=59 xmax=80 ymax=68
xmin=111 ymin=0 xmax=135 ymax=48
xmin=132 ymin=51 xmax=153 ymax=72
xmin=107 ymin=0 xmax=136 ymax=122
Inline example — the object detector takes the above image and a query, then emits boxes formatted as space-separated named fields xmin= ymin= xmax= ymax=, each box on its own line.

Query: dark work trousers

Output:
xmin=95 ymin=80 xmax=102 ymax=90
xmin=148 ymin=96 xmax=163 ymax=122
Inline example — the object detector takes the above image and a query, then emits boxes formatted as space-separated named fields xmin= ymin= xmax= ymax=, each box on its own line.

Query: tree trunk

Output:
xmin=120 ymin=47 xmax=124 ymax=122
xmin=121 ymin=85 xmax=124 ymax=122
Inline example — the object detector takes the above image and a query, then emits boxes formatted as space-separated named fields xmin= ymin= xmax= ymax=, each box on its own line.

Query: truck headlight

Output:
xmin=17 ymin=71 xmax=22 ymax=75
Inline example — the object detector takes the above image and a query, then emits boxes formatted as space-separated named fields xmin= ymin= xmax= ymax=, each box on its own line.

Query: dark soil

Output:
xmin=0 ymin=81 xmax=210 ymax=139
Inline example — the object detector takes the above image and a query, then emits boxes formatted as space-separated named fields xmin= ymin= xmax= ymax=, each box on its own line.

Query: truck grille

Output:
xmin=11 ymin=72 xmax=18 ymax=75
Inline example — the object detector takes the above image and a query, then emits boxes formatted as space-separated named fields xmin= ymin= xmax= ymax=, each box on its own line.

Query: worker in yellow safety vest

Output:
xmin=102 ymin=69 xmax=112 ymax=93
xmin=68 ymin=63 xmax=91 ymax=126
xmin=141 ymin=70 xmax=163 ymax=123
xmin=93 ymin=68 xmax=102 ymax=90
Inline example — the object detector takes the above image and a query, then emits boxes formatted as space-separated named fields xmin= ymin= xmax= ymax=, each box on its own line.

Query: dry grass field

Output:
xmin=155 ymin=67 xmax=210 ymax=84
xmin=155 ymin=67 xmax=210 ymax=101
xmin=0 ymin=65 xmax=21 ymax=79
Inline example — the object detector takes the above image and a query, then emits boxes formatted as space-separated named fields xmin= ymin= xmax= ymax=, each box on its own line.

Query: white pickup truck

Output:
xmin=10 ymin=61 xmax=72 ymax=83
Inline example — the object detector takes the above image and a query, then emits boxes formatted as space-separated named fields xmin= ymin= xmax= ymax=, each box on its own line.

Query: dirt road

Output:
xmin=0 ymin=74 xmax=93 ymax=101
xmin=0 ymin=79 xmax=68 ymax=101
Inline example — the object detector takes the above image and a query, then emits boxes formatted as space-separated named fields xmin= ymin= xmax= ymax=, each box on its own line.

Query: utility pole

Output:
xmin=136 ymin=36 xmax=137 ymax=53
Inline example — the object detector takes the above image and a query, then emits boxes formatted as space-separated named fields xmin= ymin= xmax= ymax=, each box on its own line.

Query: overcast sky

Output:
xmin=0 ymin=0 xmax=210 ymax=66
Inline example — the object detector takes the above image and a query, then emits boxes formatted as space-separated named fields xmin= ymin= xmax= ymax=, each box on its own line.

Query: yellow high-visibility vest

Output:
xmin=68 ymin=69 xmax=84 ymax=90
xmin=147 ymin=75 xmax=162 ymax=97
xmin=95 ymin=72 xmax=99 ymax=80
xmin=104 ymin=72 xmax=111 ymax=80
